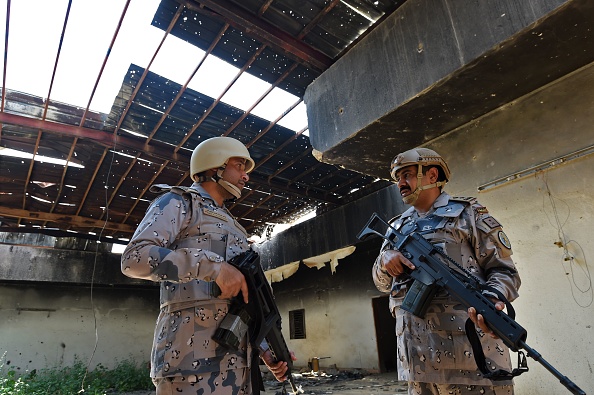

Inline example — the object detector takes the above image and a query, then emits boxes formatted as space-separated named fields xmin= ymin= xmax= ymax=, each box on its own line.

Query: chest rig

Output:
xmin=397 ymin=199 xmax=467 ymax=237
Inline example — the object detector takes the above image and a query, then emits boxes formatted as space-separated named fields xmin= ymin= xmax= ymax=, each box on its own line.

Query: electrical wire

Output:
xmin=78 ymin=136 xmax=118 ymax=393
xmin=541 ymin=174 xmax=592 ymax=308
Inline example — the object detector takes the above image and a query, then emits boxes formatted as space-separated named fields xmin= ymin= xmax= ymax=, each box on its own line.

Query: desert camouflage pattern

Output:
xmin=372 ymin=192 xmax=521 ymax=386
xmin=121 ymin=183 xmax=252 ymax=388
xmin=153 ymin=367 xmax=251 ymax=395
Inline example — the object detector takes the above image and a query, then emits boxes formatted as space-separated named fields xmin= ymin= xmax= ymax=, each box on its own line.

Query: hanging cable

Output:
xmin=78 ymin=134 xmax=118 ymax=394
xmin=541 ymin=173 xmax=592 ymax=308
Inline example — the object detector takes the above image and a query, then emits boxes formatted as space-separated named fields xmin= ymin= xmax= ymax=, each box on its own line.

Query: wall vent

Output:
xmin=289 ymin=309 xmax=306 ymax=339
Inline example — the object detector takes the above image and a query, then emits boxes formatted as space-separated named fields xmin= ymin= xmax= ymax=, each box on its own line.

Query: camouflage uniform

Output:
xmin=121 ymin=183 xmax=253 ymax=394
xmin=372 ymin=192 xmax=521 ymax=391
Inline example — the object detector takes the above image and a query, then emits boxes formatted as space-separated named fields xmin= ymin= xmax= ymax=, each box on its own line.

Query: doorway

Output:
xmin=372 ymin=295 xmax=397 ymax=372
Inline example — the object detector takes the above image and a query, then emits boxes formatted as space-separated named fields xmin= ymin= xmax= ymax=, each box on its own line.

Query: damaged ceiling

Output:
xmin=0 ymin=0 xmax=406 ymax=243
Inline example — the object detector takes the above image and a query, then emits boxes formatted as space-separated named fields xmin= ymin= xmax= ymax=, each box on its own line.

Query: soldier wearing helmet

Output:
xmin=373 ymin=148 xmax=521 ymax=395
xmin=122 ymin=136 xmax=294 ymax=395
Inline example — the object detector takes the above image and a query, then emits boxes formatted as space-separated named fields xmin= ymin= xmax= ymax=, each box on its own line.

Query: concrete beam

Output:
xmin=304 ymin=0 xmax=594 ymax=179
xmin=0 ymin=244 xmax=154 ymax=287
xmin=257 ymin=184 xmax=406 ymax=270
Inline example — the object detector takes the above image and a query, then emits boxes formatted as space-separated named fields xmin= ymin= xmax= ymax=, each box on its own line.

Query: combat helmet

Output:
xmin=390 ymin=148 xmax=450 ymax=205
xmin=190 ymin=136 xmax=255 ymax=199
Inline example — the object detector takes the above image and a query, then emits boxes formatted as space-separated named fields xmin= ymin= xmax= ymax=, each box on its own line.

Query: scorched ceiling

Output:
xmin=0 ymin=0 xmax=405 ymax=243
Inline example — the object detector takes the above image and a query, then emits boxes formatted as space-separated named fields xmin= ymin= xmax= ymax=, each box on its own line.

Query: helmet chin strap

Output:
xmin=402 ymin=164 xmax=446 ymax=205
xmin=213 ymin=168 xmax=242 ymax=199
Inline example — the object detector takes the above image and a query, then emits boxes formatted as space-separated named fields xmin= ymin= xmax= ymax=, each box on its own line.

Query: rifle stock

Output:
xmin=358 ymin=213 xmax=586 ymax=395
xmin=216 ymin=249 xmax=300 ymax=394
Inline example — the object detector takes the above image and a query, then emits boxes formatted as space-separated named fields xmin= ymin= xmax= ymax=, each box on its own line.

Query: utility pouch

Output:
xmin=400 ymin=279 xmax=439 ymax=318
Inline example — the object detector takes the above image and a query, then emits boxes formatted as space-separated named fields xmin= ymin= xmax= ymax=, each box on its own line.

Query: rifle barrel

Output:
xmin=519 ymin=341 xmax=586 ymax=395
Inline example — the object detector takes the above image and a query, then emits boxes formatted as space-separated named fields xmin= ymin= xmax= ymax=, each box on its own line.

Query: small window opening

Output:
xmin=289 ymin=309 xmax=306 ymax=339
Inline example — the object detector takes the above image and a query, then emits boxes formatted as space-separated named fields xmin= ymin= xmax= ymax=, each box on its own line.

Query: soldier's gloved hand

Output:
xmin=216 ymin=262 xmax=249 ymax=303
xmin=468 ymin=300 xmax=505 ymax=339
xmin=261 ymin=349 xmax=297 ymax=382
xmin=380 ymin=249 xmax=416 ymax=278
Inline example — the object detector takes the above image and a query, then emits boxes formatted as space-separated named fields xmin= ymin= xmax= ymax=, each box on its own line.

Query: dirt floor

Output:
xmin=117 ymin=369 xmax=407 ymax=395
xmin=262 ymin=369 xmax=407 ymax=395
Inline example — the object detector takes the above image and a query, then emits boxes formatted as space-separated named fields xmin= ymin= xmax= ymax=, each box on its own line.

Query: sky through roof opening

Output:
xmin=0 ymin=0 xmax=308 ymax=133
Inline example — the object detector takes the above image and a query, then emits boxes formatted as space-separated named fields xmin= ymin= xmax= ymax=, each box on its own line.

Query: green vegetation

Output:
xmin=0 ymin=355 xmax=153 ymax=395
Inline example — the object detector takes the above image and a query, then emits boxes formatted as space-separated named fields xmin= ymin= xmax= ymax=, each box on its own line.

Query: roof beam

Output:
xmin=0 ymin=112 xmax=184 ymax=163
xmin=179 ymin=0 xmax=333 ymax=72
xmin=0 ymin=207 xmax=136 ymax=233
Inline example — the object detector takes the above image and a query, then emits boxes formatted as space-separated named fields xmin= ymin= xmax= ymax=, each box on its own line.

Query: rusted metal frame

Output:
xmin=98 ymin=152 xmax=142 ymax=222
xmin=288 ymin=161 xmax=323 ymax=186
xmin=308 ymin=168 xmax=341 ymax=194
xmin=248 ymin=201 xmax=313 ymax=231
xmin=22 ymin=0 xmax=73 ymax=224
xmin=122 ymin=160 xmax=171 ymax=224
xmin=249 ymin=122 xmax=307 ymax=169
xmin=39 ymin=0 xmax=129 ymax=227
xmin=242 ymin=95 xmax=302 ymax=146
xmin=0 ymin=112 xmax=185 ymax=163
xmin=80 ymin=0 xmax=131 ymax=127
xmin=239 ymin=193 xmax=275 ymax=219
xmin=171 ymin=25 xmax=258 ymax=153
xmin=228 ymin=185 xmax=260 ymax=211
xmin=119 ymin=24 xmax=237 ymax=224
xmin=74 ymin=147 xmax=108 ymax=218
xmin=334 ymin=1 xmax=400 ymax=62
xmin=113 ymin=4 xmax=184 ymax=136
xmin=257 ymin=0 xmax=274 ymax=17
xmin=0 ymin=206 xmax=136 ymax=233
xmin=245 ymin=199 xmax=291 ymax=231
xmin=249 ymin=172 xmax=339 ymax=204
xmin=146 ymin=24 xmax=242 ymax=144
xmin=1 ymin=0 xmax=11 ymax=125
xmin=48 ymin=139 xmax=78 ymax=214
xmin=222 ymin=62 xmax=299 ymax=138
xmin=296 ymin=0 xmax=341 ymax=40
xmin=323 ymin=172 xmax=366 ymax=198
xmin=267 ymin=146 xmax=313 ymax=182
xmin=180 ymin=0 xmax=332 ymax=72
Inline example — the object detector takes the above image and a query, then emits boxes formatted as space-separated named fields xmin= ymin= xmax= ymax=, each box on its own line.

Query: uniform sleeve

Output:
xmin=372 ymin=239 xmax=393 ymax=293
xmin=120 ymin=192 xmax=222 ymax=283
xmin=468 ymin=203 xmax=521 ymax=302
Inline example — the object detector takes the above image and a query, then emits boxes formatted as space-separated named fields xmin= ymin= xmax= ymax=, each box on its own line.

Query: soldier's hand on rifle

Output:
xmin=380 ymin=249 xmax=416 ymax=277
xmin=261 ymin=349 xmax=297 ymax=382
xmin=216 ymin=262 xmax=249 ymax=303
xmin=468 ymin=301 xmax=505 ymax=339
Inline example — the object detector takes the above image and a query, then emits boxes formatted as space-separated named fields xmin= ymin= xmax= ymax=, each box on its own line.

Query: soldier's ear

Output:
xmin=428 ymin=167 xmax=439 ymax=182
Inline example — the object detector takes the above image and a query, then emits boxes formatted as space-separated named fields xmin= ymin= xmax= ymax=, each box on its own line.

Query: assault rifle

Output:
xmin=213 ymin=249 xmax=301 ymax=395
xmin=357 ymin=213 xmax=586 ymax=395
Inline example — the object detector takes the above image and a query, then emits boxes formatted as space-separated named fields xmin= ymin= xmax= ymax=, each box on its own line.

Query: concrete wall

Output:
xmin=269 ymin=239 xmax=385 ymax=371
xmin=424 ymin=64 xmax=594 ymax=394
xmin=273 ymin=62 xmax=594 ymax=393
xmin=0 ymin=283 xmax=157 ymax=373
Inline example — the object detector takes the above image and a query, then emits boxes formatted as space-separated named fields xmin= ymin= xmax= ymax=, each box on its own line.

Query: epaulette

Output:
xmin=149 ymin=184 xmax=197 ymax=196
xmin=450 ymin=196 xmax=477 ymax=204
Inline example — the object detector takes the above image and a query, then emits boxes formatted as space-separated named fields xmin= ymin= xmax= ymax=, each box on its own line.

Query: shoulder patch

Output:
xmin=203 ymin=208 xmax=228 ymax=222
xmin=482 ymin=216 xmax=501 ymax=229
xmin=498 ymin=231 xmax=512 ymax=249
xmin=476 ymin=206 xmax=489 ymax=214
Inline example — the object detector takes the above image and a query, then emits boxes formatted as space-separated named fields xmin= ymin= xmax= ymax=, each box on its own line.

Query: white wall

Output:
xmin=279 ymin=281 xmax=382 ymax=371
xmin=428 ymin=64 xmax=594 ymax=394
xmin=0 ymin=284 xmax=157 ymax=373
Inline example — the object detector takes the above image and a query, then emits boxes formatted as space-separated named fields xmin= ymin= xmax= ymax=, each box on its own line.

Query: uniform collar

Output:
xmin=401 ymin=191 xmax=451 ymax=219
xmin=189 ymin=182 xmax=224 ymax=208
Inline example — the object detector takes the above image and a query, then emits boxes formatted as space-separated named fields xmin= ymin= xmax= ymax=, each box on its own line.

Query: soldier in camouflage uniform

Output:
xmin=372 ymin=148 xmax=521 ymax=395
xmin=121 ymin=137 xmax=293 ymax=395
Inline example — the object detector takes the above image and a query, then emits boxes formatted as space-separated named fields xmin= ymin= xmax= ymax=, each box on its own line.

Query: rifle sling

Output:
xmin=464 ymin=285 xmax=529 ymax=381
